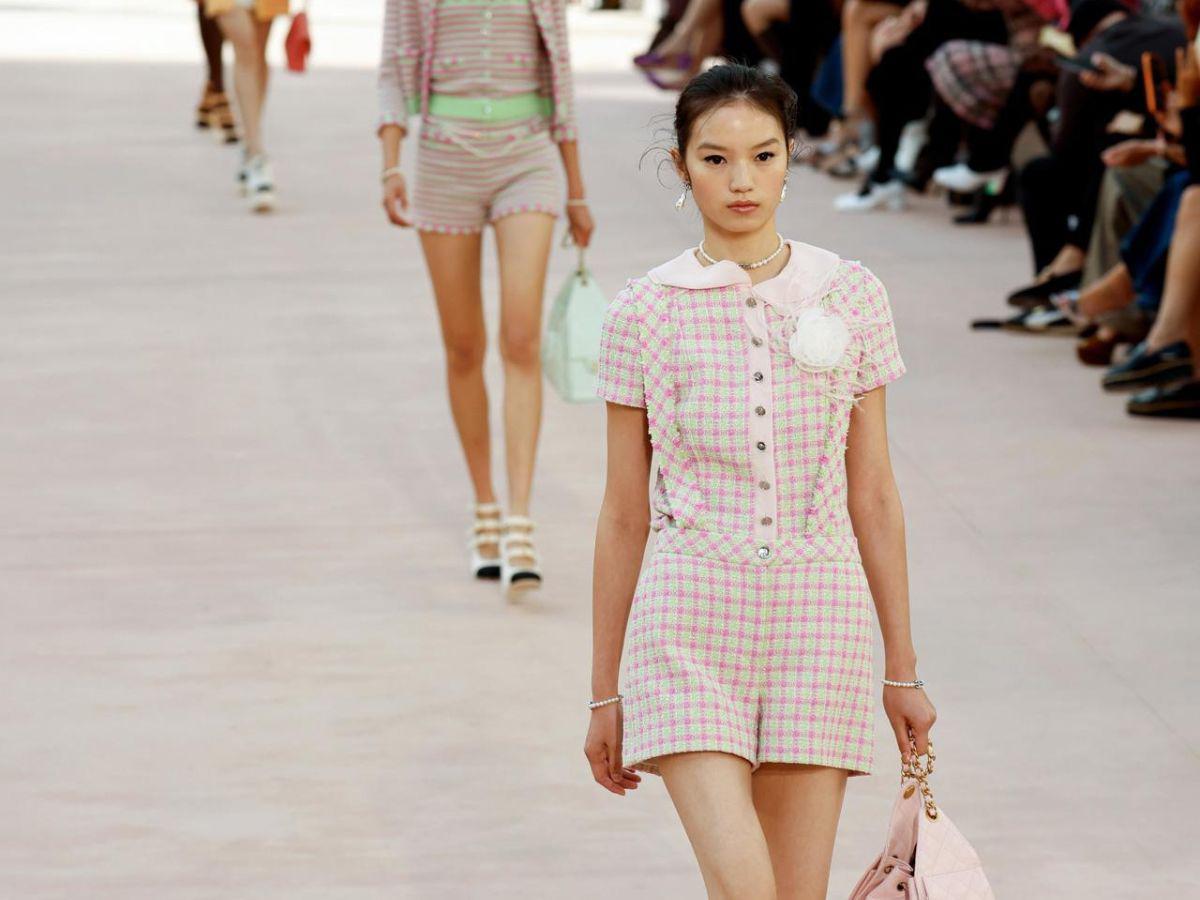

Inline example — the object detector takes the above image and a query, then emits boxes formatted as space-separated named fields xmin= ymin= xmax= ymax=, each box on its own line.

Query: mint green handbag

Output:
xmin=541 ymin=234 xmax=606 ymax=403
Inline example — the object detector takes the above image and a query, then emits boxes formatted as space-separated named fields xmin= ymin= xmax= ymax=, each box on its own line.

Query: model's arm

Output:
xmin=584 ymin=401 xmax=651 ymax=795
xmin=846 ymin=386 xmax=937 ymax=759
xmin=556 ymin=140 xmax=594 ymax=246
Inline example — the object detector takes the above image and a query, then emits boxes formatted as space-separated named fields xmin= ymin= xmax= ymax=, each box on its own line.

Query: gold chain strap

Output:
xmin=900 ymin=731 xmax=939 ymax=821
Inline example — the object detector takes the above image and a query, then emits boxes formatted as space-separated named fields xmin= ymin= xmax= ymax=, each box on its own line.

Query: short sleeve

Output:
xmin=852 ymin=266 xmax=906 ymax=394
xmin=595 ymin=283 xmax=646 ymax=408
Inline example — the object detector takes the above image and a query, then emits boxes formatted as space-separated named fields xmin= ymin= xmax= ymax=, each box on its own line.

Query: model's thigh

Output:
xmin=254 ymin=16 xmax=273 ymax=54
xmin=419 ymin=231 xmax=486 ymax=359
xmin=493 ymin=212 xmax=555 ymax=352
xmin=658 ymin=752 xmax=776 ymax=900
xmin=751 ymin=762 xmax=849 ymax=900
xmin=216 ymin=7 xmax=256 ymax=48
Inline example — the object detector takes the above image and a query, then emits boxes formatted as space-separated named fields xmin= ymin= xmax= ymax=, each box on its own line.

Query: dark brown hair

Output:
xmin=673 ymin=63 xmax=799 ymax=160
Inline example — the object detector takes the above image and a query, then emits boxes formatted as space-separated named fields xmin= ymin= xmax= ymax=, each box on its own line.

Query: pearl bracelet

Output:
xmin=882 ymin=678 xmax=925 ymax=688
xmin=587 ymin=693 xmax=623 ymax=710
xmin=381 ymin=165 xmax=404 ymax=183
xmin=566 ymin=198 xmax=588 ymax=207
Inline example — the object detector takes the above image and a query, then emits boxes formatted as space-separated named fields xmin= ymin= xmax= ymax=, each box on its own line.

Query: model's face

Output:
xmin=674 ymin=100 xmax=792 ymax=234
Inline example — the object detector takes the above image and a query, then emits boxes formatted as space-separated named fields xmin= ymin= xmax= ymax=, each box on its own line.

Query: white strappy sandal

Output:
xmin=500 ymin=514 xmax=543 ymax=600
xmin=469 ymin=502 xmax=503 ymax=580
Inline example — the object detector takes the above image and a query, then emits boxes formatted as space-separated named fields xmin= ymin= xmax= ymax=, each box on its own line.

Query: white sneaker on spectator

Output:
xmin=245 ymin=154 xmax=276 ymax=213
xmin=933 ymin=162 xmax=1007 ymax=194
xmin=854 ymin=144 xmax=880 ymax=172
xmin=834 ymin=179 xmax=906 ymax=212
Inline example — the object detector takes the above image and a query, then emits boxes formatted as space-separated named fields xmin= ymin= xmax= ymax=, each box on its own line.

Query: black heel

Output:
xmin=954 ymin=174 xmax=1015 ymax=225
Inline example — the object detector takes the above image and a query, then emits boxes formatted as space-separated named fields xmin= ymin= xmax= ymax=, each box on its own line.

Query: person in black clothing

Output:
xmin=1007 ymin=0 xmax=1187 ymax=303
xmin=1110 ymin=43 xmax=1200 ymax=417
xmin=834 ymin=0 xmax=1010 ymax=211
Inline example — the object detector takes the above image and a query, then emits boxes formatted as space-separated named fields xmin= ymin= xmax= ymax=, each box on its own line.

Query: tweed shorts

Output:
xmin=411 ymin=114 xmax=563 ymax=235
xmin=620 ymin=527 xmax=877 ymax=778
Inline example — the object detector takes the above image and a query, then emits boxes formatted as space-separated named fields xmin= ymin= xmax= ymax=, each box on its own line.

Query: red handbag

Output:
xmin=285 ymin=7 xmax=311 ymax=73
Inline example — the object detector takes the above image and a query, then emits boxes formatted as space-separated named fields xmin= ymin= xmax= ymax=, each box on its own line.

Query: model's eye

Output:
xmin=703 ymin=155 xmax=725 ymax=165
xmin=757 ymin=151 xmax=776 ymax=162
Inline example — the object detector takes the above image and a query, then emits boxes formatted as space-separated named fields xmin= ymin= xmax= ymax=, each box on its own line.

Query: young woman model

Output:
xmin=204 ymin=0 xmax=288 ymax=211
xmin=378 ymin=0 xmax=594 ymax=598
xmin=585 ymin=64 xmax=936 ymax=898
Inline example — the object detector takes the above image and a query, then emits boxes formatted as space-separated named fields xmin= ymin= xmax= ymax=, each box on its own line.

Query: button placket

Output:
xmin=742 ymin=290 xmax=778 ymax=564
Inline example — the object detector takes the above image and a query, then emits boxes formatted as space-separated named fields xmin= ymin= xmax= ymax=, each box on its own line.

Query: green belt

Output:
xmin=427 ymin=92 xmax=553 ymax=122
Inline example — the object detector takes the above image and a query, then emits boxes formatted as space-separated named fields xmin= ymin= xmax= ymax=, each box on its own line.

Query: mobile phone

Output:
xmin=1141 ymin=51 xmax=1168 ymax=115
xmin=1056 ymin=52 xmax=1101 ymax=75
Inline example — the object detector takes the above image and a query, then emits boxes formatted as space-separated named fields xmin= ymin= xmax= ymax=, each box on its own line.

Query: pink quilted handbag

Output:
xmin=849 ymin=739 xmax=994 ymax=899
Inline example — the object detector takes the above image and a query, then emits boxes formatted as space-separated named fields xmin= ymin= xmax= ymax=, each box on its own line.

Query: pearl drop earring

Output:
xmin=781 ymin=178 xmax=789 ymax=201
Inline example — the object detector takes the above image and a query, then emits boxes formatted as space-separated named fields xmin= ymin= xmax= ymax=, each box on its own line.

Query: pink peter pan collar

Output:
xmin=647 ymin=238 xmax=842 ymax=313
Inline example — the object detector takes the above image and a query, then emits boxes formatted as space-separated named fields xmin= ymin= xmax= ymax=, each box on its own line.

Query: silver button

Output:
xmin=758 ymin=480 xmax=770 ymax=490
xmin=746 ymin=297 xmax=757 ymax=307
xmin=757 ymin=545 xmax=771 ymax=559
xmin=755 ymin=405 xmax=766 ymax=416
xmin=484 ymin=8 xmax=493 ymax=17
xmin=482 ymin=102 xmax=493 ymax=116
xmin=761 ymin=516 xmax=773 ymax=525
xmin=751 ymin=336 xmax=763 ymax=346
xmin=753 ymin=371 xmax=764 ymax=382
xmin=756 ymin=441 xmax=766 ymax=450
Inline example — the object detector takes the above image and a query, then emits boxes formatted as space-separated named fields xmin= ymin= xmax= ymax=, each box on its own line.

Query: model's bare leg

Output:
xmin=752 ymin=763 xmax=850 ymax=900
xmin=418 ymin=230 xmax=497 ymax=505
xmin=1144 ymin=187 xmax=1200 ymax=355
xmin=658 ymin=752 xmax=777 ymax=900
xmin=217 ymin=7 xmax=272 ymax=157
xmin=493 ymin=211 xmax=556 ymax=517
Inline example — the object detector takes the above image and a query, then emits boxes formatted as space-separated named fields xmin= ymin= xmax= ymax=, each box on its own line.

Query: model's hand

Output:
xmin=883 ymin=686 xmax=937 ymax=762
xmin=1101 ymin=138 xmax=1159 ymax=168
xmin=382 ymin=172 xmax=411 ymax=228
xmin=566 ymin=202 xmax=594 ymax=248
xmin=584 ymin=704 xmax=641 ymax=795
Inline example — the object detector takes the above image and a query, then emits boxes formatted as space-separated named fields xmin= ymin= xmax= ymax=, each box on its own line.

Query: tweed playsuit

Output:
xmin=413 ymin=0 xmax=564 ymax=234
xmin=595 ymin=239 xmax=906 ymax=777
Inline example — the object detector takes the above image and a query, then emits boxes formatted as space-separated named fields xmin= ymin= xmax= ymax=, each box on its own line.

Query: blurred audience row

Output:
xmin=637 ymin=0 xmax=1200 ymax=419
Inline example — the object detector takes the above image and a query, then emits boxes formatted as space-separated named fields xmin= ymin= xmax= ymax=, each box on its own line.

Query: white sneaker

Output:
xmin=834 ymin=179 xmax=907 ymax=213
xmin=244 ymin=154 xmax=276 ymax=213
xmin=932 ymin=162 xmax=1007 ymax=194
xmin=854 ymin=144 xmax=880 ymax=173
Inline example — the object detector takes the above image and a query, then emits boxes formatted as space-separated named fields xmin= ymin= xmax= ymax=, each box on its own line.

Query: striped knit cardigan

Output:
xmin=378 ymin=0 xmax=579 ymax=143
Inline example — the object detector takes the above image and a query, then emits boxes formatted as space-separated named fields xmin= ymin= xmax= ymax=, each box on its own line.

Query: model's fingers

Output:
xmin=910 ymin=718 xmax=932 ymax=756
xmin=588 ymin=748 xmax=625 ymax=794
xmin=889 ymin=715 xmax=911 ymax=762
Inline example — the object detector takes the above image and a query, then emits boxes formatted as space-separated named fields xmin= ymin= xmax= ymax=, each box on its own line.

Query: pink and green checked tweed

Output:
xmin=595 ymin=239 xmax=906 ymax=777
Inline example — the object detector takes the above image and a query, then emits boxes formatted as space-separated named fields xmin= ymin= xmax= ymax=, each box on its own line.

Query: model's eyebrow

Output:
xmin=695 ymin=137 xmax=781 ymax=151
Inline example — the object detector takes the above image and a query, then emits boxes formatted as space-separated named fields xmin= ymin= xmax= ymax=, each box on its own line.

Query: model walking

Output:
xmin=378 ymin=0 xmax=594 ymax=598
xmin=205 ymin=0 xmax=288 ymax=211
xmin=193 ymin=0 xmax=239 ymax=143
xmin=586 ymin=64 xmax=935 ymax=898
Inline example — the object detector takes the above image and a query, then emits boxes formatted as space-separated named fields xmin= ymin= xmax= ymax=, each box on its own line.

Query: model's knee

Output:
xmin=444 ymin=335 xmax=486 ymax=375
xmin=499 ymin=326 xmax=540 ymax=367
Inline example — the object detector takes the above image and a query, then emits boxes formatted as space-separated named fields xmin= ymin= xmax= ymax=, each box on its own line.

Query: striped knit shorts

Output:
xmin=411 ymin=114 xmax=563 ymax=235
xmin=620 ymin=527 xmax=877 ymax=778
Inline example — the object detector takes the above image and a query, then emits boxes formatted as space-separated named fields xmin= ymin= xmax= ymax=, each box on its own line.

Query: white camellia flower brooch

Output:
xmin=786 ymin=306 xmax=851 ymax=373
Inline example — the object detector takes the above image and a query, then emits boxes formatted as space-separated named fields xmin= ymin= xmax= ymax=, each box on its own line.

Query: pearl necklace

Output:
xmin=697 ymin=233 xmax=786 ymax=270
